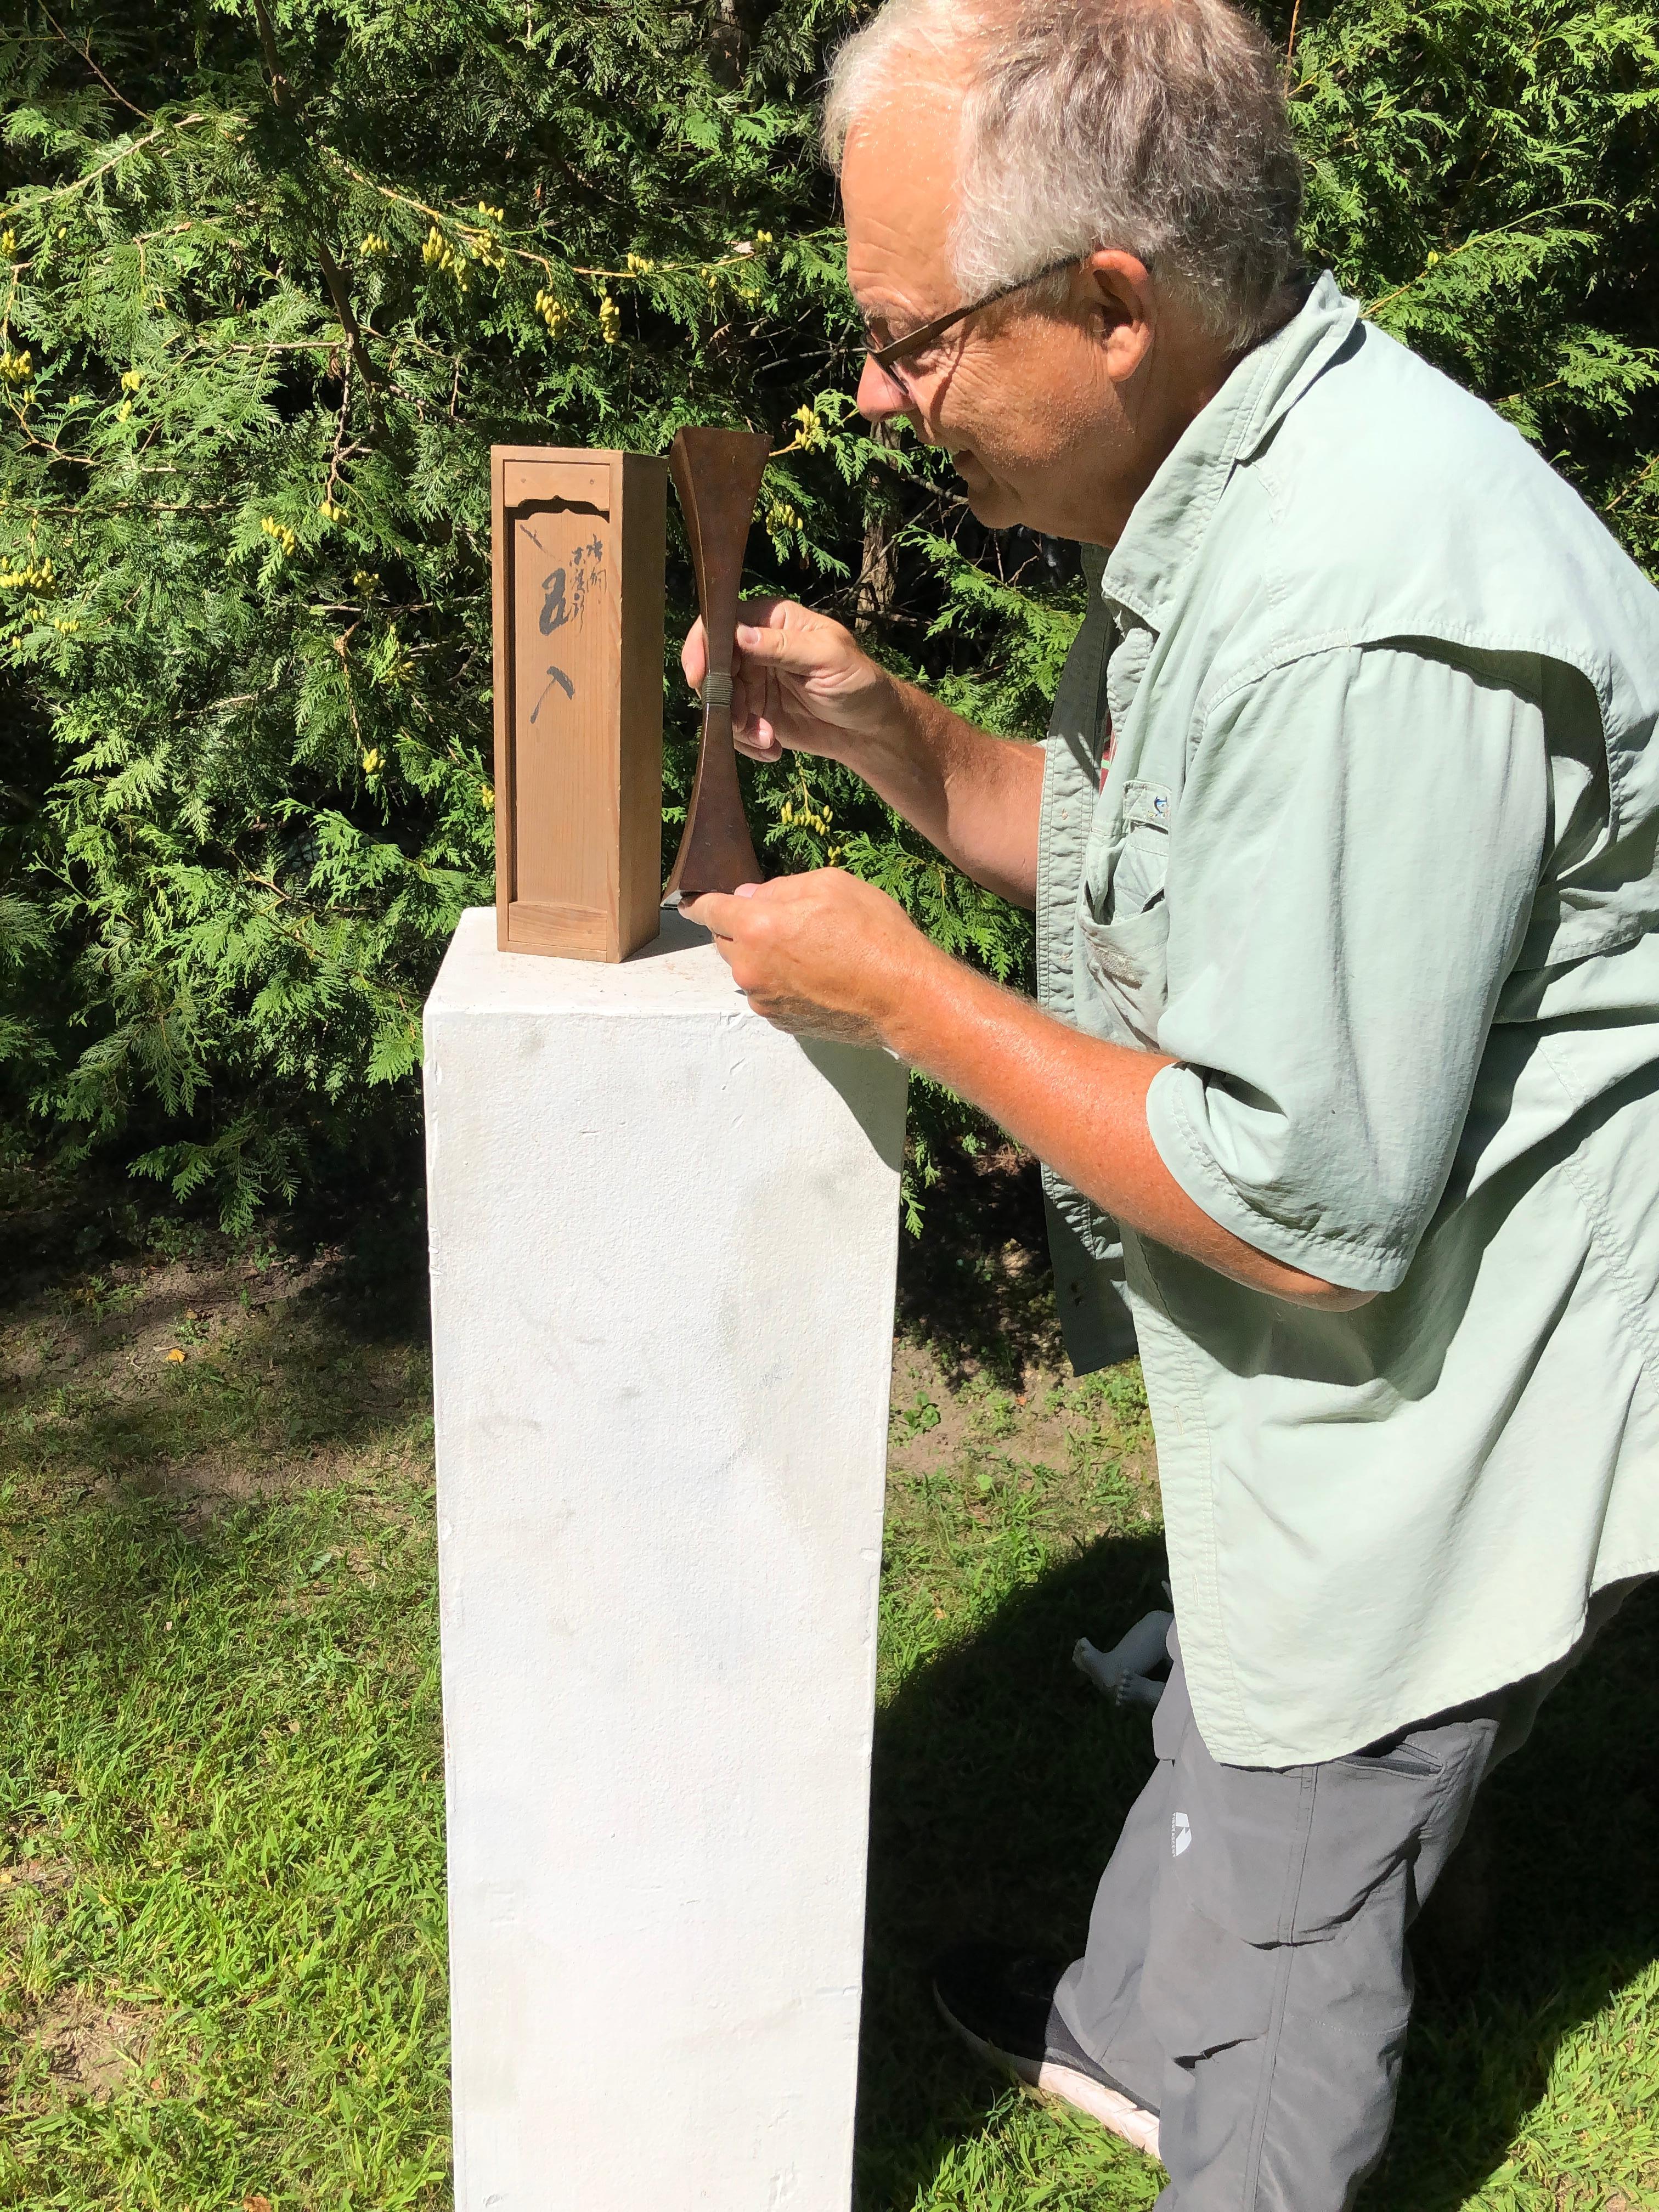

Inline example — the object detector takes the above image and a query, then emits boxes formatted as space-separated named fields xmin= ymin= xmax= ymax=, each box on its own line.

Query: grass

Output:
xmin=0 ymin=1160 xmax=1655 ymax=2211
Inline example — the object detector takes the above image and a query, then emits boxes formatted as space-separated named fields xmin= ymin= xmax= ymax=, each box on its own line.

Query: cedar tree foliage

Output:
xmin=0 ymin=0 xmax=1654 ymax=1229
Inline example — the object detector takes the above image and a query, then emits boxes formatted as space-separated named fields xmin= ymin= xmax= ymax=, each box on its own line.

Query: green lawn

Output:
xmin=1 ymin=1169 xmax=1655 ymax=2211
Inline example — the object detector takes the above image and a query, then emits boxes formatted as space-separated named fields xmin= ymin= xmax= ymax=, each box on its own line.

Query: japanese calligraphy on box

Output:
xmin=491 ymin=445 xmax=668 ymax=961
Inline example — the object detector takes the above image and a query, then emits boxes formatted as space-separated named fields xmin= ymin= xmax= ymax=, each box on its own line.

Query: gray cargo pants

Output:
xmin=1053 ymin=1594 xmax=1635 ymax=2212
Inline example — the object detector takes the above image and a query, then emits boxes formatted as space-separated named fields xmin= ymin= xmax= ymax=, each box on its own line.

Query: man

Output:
xmin=680 ymin=0 xmax=1659 ymax=2203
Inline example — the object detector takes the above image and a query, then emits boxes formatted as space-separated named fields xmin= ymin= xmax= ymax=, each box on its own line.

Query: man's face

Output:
xmin=840 ymin=82 xmax=1150 ymax=543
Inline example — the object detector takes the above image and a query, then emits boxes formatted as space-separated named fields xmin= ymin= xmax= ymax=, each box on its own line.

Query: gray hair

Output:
xmin=822 ymin=0 xmax=1305 ymax=352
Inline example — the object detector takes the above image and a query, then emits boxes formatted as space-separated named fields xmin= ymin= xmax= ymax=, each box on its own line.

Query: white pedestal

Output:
xmin=424 ymin=906 xmax=906 ymax=2211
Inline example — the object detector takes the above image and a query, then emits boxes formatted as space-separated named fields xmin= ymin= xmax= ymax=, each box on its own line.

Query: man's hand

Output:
xmin=682 ymin=870 xmax=936 ymax=1046
xmin=681 ymin=595 xmax=1043 ymax=908
xmin=681 ymin=597 xmax=901 ymax=765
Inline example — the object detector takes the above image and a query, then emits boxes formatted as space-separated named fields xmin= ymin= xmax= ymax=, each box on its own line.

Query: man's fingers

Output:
xmin=733 ymin=620 xmax=811 ymax=671
xmin=732 ymin=601 xmax=853 ymax=681
xmin=681 ymin=888 xmax=759 ymax=938
xmin=680 ymin=617 xmax=708 ymax=691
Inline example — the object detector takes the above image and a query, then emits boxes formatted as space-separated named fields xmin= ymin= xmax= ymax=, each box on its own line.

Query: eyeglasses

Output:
xmin=862 ymin=255 xmax=1080 ymax=385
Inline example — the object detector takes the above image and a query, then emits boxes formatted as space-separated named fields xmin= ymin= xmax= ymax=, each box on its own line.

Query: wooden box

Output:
xmin=491 ymin=445 xmax=668 ymax=961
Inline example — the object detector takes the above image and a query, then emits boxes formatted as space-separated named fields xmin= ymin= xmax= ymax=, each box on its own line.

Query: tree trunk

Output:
xmin=855 ymin=419 xmax=899 ymax=634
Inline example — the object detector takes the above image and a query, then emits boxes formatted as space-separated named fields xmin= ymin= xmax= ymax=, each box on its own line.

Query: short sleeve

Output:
xmin=1144 ymin=644 xmax=1550 ymax=1293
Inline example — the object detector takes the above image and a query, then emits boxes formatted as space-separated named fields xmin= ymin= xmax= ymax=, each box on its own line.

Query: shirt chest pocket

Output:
xmin=1077 ymin=779 xmax=1175 ymax=1051
xmin=1084 ymin=776 xmax=1175 ymax=915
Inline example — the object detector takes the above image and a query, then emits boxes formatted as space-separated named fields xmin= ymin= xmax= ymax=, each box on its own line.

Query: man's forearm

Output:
xmin=842 ymin=678 xmax=1043 ymax=910
xmin=886 ymin=943 xmax=1372 ymax=1310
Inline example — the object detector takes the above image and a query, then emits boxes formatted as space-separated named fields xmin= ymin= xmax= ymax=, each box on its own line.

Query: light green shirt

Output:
xmin=1037 ymin=272 xmax=1659 ymax=1766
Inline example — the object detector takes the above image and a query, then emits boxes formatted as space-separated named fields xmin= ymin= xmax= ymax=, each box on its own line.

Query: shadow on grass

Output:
xmin=896 ymin=1147 xmax=1135 ymax=1385
xmin=294 ymin=1176 xmax=434 ymax=1350
xmin=856 ymin=1548 xmax=1659 ymax=2211
xmin=1374 ymin=1580 xmax=1659 ymax=2211
xmin=856 ymin=1528 xmax=1172 ymax=2209
xmin=0 ymin=1164 xmax=435 ymax=1515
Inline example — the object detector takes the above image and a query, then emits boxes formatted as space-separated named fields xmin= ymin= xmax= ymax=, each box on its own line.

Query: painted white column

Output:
xmin=424 ymin=905 xmax=906 ymax=2212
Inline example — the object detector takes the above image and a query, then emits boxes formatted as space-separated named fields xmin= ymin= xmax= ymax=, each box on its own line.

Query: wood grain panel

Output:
xmin=510 ymin=496 xmax=615 ymax=915
xmin=490 ymin=445 xmax=667 ymax=963
xmin=503 ymin=459 xmax=610 ymax=511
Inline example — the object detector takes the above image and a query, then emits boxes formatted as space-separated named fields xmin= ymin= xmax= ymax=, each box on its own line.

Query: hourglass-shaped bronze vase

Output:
xmin=663 ymin=426 xmax=772 ymax=902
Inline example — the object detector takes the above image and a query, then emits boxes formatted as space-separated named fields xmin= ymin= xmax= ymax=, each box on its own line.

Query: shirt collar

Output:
xmin=1099 ymin=271 xmax=1361 ymax=631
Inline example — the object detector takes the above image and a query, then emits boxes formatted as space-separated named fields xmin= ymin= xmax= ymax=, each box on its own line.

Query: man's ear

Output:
xmin=1082 ymin=250 xmax=1155 ymax=381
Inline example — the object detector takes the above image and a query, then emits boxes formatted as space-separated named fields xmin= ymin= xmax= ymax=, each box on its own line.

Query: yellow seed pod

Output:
xmin=481 ymin=783 xmax=495 ymax=810
xmin=120 ymin=368 xmax=143 ymax=392
xmin=791 ymin=403 xmax=826 ymax=452
xmin=362 ymin=748 xmax=382 ymax=774
xmin=0 ymin=230 xmax=14 ymax=256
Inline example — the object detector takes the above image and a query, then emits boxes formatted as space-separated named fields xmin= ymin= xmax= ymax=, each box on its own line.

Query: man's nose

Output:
xmin=856 ymin=353 xmax=909 ymax=426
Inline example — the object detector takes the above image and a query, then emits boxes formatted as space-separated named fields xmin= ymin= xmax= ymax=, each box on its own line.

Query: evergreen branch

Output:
xmin=315 ymin=237 xmax=382 ymax=394
xmin=1364 ymin=198 xmax=1609 ymax=315
xmin=1603 ymin=453 xmax=1657 ymax=516
xmin=48 ymin=500 xmax=236 ymax=516
xmin=326 ymin=154 xmax=835 ymax=285
xmin=38 ymin=3 xmax=151 ymax=123
xmin=247 ymin=0 xmax=382 ymax=402
xmin=1 ymin=0 xmax=1649 ymax=1231
xmin=0 ymin=116 xmax=208 ymax=221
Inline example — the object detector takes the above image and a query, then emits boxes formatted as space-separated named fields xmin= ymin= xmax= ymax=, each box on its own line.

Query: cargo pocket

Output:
xmin=1137 ymin=1651 xmax=1285 ymax=2062
xmin=1140 ymin=1880 xmax=1283 ymax=2063
xmin=1136 ymin=1692 xmax=1447 ymax=2068
xmin=1290 ymin=1739 xmax=1451 ymax=1939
